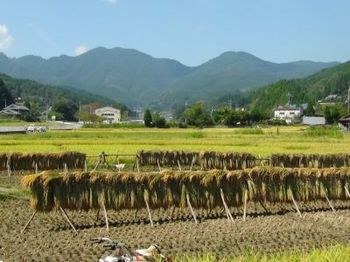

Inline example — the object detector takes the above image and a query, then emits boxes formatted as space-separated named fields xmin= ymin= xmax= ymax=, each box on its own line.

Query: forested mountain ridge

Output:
xmin=249 ymin=61 xmax=350 ymax=112
xmin=0 ymin=48 xmax=338 ymax=108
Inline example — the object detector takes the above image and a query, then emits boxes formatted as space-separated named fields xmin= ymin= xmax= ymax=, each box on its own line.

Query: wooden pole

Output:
xmin=35 ymin=162 xmax=38 ymax=174
xmin=177 ymin=160 xmax=182 ymax=171
xmin=289 ymin=191 xmax=302 ymax=218
xmin=136 ymin=159 xmax=140 ymax=173
xmin=186 ymin=193 xmax=198 ymax=224
xmin=322 ymin=189 xmax=336 ymax=213
xmin=258 ymin=199 xmax=269 ymax=214
xmin=220 ymin=188 xmax=234 ymax=222
xmin=344 ymin=186 xmax=350 ymax=198
xmin=60 ymin=207 xmax=78 ymax=234
xmin=170 ymin=206 xmax=176 ymax=219
xmin=96 ymin=209 xmax=100 ymax=221
xmin=157 ymin=159 xmax=161 ymax=172
xmin=84 ymin=160 xmax=88 ymax=172
xmin=144 ymin=196 xmax=154 ymax=227
xmin=21 ymin=211 xmax=37 ymax=234
xmin=243 ymin=189 xmax=248 ymax=221
xmin=64 ymin=163 xmax=68 ymax=172
xmin=7 ymin=163 xmax=11 ymax=176
xmin=102 ymin=204 xmax=109 ymax=231
xmin=190 ymin=156 xmax=196 ymax=171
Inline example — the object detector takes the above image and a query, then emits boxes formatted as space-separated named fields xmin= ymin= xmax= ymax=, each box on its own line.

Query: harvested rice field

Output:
xmin=1 ymin=126 xmax=350 ymax=261
xmin=2 ymin=174 xmax=350 ymax=261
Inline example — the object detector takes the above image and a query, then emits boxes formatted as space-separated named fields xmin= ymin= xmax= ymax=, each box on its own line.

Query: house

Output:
xmin=302 ymin=116 xmax=326 ymax=126
xmin=94 ymin=106 xmax=121 ymax=124
xmin=318 ymin=94 xmax=340 ymax=105
xmin=339 ymin=114 xmax=350 ymax=130
xmin=273 ymin=105 xmax=302 ymax=124
xmin=0 ymin=103 xmax=29 ymax=116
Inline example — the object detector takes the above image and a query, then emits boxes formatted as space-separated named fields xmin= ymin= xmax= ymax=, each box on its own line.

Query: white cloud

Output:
xmin=75 ymin=45 xmax=89 ymax=56
xmin=0 ymin=24 xmax=13 ymax=50
xmin=103 ymin=0 xmax=117 ymax=4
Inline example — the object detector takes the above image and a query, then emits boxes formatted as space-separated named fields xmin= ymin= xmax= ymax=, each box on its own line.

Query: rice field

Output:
xmin=2 ymin=126 xmax=350 ymax=261
xmin=0 ymin=126 xmax=349 ymax=157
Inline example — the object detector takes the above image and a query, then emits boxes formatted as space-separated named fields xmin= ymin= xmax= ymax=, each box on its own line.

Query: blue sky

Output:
xmin=0 ymin=0 xmax=349 ymax=66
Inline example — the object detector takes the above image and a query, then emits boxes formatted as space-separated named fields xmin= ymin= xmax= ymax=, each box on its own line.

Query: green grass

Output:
xmin=0 ymin=126 xmax=348 ymax=159
xmin=0 ymin=185 xmax=30 ymax=200
xmin=174 ymin=245 xmax=350 ymax=261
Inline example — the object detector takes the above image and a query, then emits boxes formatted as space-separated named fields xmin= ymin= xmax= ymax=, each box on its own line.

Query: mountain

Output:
xmin=0 ymin=48 xmax=339 ymax=108
xmin=249 ymin=61 xmax=350 ymax=112
xmin=0 ymin=73 xmax=115 ymax=109
xmin=159 ymin=52 xmax=338 ymax=106
xmin=0 ymin=48 xmax=192 ymax=106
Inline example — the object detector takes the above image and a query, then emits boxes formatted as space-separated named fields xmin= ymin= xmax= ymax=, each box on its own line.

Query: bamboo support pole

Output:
xmin=322 ymin=190 xmax=336 ymax=213
xmin=60 ymin=207 xmax=78 ymax=234
xmin=96 ymin=209 xmax=100 ymax=221
xmin=157 ymin=159 xmax=161 ymax=172
xmin=177 ymin=160 xmax=182 ymax=171
xmin=186 ymin=193 xmax=198 ymax=224
xmin=84 ymin=160 xmax=88 ymax=172
xmin=144 ymin=197 xmax=154 ymax=227
xmin=136 ymin=159 xmax=140 ymax=173
xmin=7 ymin=163 xmax=11 ymax=176
xmin=64 ymin=163 xmax=68 ymax=172
xmin=102 ymin=204 xmax=109 ymax=231
xmin=220 ymin=188 xmax=234 ymax=222
xmin=243 ymin=190 xmax=248 ymax=221
xmin=170 ymin=206 xmax=176 ymax=219
xmin=190 ymin=156 xmax=196 ymax=171
xmin=35 ymin=162 xmax=38 ymax=174
xmin=258 ymin=199 xmax=269 ymax=214
xmin=345 ymin=186 xmax=350 ymax=198
xmin=21 ymin=211 xmax=37 ymax=234
xmin=289 ymin=191 xmax=302 ymax=218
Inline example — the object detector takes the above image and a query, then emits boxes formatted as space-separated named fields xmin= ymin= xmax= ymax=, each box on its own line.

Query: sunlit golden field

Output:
xmin=0 ymin=126 xmax=348 ymax=157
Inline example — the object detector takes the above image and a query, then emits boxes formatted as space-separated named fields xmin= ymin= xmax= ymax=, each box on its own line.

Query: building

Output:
xmin=94 ymin=106 xmax=121 ymax=124
xmin=339 ymin=114 xmax=350 ymax=130
xmin=302 ymin=116 xmax=326 ymax=126
xmin=318 ymin=94 xmax=340 ymax=105
xmin=0 ymin=103 xmax=29 ymax=116
xmin=273 ymin=105 xmax=302 ymax=124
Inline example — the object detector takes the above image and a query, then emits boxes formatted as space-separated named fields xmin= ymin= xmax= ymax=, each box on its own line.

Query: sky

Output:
xmin=0 ymin=0 xmax=350 ymax=66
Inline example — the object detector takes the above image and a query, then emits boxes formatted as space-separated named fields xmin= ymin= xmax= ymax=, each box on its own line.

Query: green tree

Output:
xmin=21 ymin=102 xmax=41 ymax=122
xmin=324 ymin=106 xmax=341 ymax=124
xmin=153 ymin=113 xmax=167 ymax=128
xmin=304 ymin=101 xmax=316 ymax=116
xmin=144 ymin=109 xmax=153 ymax=127
xmin=53 ymin=99 xmax=78 ymax=121
xmin=181 ymin=102 xmax=214 ymax=128
xmin=0 ymin=79 xmax=14 ymax=109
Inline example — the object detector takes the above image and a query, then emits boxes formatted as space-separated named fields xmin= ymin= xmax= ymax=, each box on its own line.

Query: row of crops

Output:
xmin=22 ymin=167 xmax=350 ymax=212
xmin=2 ymin=151 xmax=350 ymax=172
xmin=136 ymin=151 xmax=350 ymax=169
xmin=0 ymin=152 xmax=86 ymax=171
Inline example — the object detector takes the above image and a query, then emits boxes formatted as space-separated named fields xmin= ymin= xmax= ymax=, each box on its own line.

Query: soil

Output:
xmin=1 ymin=175 xmax=350 ymax=261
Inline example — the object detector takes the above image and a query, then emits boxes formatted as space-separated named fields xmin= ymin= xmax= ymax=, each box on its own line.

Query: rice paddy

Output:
xmin=2 ymin=126 xmax=350 ymax=261
xmin=0 ymin=126 xmax=349 ymax=157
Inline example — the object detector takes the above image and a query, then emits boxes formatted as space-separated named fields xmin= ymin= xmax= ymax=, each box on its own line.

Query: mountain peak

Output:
xmin=0 ymin=47 xmax=340 ymax=108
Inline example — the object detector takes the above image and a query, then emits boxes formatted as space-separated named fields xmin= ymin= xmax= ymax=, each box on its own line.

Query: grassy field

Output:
xmin=175 ymin=245 xmax=350 ymax=261
xmin=0 ymin=126 xmax=348 ymax=158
